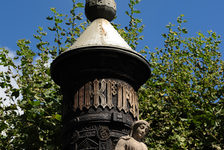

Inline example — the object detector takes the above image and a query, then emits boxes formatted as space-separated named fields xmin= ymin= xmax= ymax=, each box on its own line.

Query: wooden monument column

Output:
xmin=50 ymin=0 xmax=151 ymax=149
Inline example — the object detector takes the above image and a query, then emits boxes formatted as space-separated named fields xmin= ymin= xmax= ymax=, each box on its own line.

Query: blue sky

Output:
xmin=0 ymin=0 xmax=224 ymax=59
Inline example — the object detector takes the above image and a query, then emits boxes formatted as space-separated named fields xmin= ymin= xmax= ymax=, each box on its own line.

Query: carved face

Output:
xmin=135 ymin=124 xmax=148 ymax=140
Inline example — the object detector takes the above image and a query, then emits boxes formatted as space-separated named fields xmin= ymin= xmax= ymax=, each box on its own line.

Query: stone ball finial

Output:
xmin=85 ymin=0 xmax=116 ymax=22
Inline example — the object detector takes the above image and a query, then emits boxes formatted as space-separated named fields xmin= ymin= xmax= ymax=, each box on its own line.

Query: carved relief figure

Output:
xmin=115 ymin=120 xmax=149 ymax=150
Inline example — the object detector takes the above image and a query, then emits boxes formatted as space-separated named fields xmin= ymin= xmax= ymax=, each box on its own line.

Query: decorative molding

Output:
xmin=97 ymin=126 xmax=110 ymax=141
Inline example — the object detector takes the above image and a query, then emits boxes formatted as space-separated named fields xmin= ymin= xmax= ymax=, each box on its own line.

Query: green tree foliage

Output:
xmin=0 ymin=0 xmax=223 ymax=149
xmin=0 ymin=1 xmax=86 ymax=149
xmin=139 ymin=15 xmax=224 ymax=149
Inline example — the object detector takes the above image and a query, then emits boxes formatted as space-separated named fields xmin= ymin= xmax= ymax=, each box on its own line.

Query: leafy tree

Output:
xmin=0 ymin=1 xmax=85 ymax=149
xmin=139 ymin=15 xmax=224 ymax=149
xmin=0 ymin=0 xmax=223 ymax=150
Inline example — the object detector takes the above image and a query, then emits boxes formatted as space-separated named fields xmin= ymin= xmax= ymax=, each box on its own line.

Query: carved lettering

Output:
xmin=111 ymin=81 xmax=117 ymax=95
xmin=107 ymin=80 xmax=114 ymax=109
xmin=100 ymin=79 xmax=107 ymax=108
xmin=83 ymin=125 xmax=97 ymax=131
xmin=85 ymin=82 xmax=91 ymax=109
xmin=132 ymin=92 xmax=136 ymax=118
xmin=123 ymin=85 xmax=129 ymax=113
xmin=94 ymin=79 xmax=106 ymax=108
xmin=73 ymin=79 xmax=139 ymax=118
xmin=80 ymin=131 xmax=96 ymax=138
xmin=129 ymin=89 xmax=134 ymax=117
xmin=117 ymin=83 xmax=123 ymax=111
xmin=94 ymin=79 xmax=100 ymax=108
xmin=79 ymin=86 xmax=85 ymax=110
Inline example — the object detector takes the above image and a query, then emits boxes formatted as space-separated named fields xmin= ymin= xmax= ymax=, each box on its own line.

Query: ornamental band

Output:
xmin=73 ymin=79 xmax=139 ymax=119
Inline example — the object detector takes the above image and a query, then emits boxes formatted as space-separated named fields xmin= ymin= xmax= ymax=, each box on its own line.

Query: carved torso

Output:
xmin=115 ymin=136 xmax=148 ymax=150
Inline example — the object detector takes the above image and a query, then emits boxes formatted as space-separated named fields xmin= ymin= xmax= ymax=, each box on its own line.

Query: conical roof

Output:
xmin=66 ymin=18 xmax=133 ymax=52
xmin=50 ymin=18 xmax=151 ymax=91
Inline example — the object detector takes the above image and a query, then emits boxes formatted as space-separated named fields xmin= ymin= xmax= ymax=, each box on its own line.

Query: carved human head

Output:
xmin=130 ymin=120 xmax=149 ymax=141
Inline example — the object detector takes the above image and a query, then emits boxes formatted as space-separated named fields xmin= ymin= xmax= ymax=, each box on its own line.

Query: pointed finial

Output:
xmin=85 ymin=0 xmax=116 ymax=22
